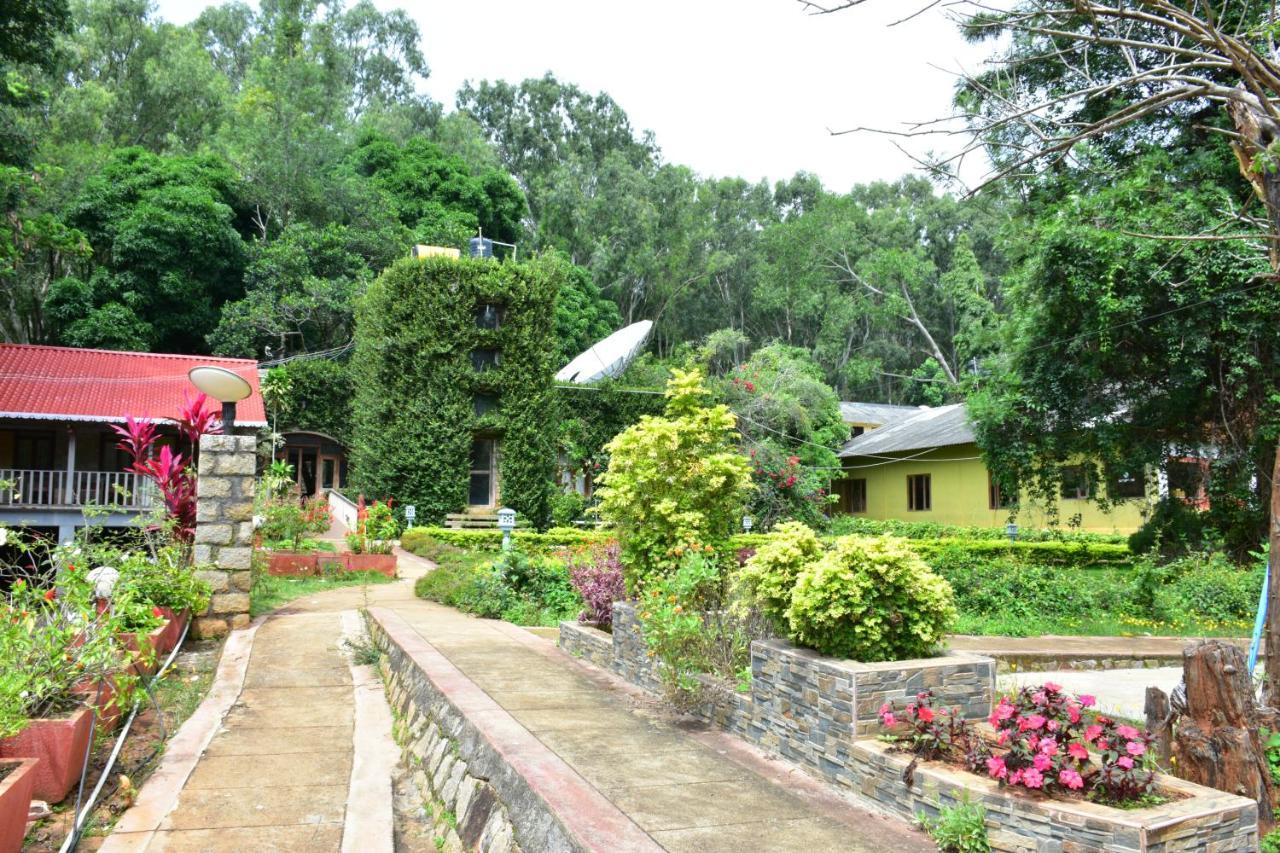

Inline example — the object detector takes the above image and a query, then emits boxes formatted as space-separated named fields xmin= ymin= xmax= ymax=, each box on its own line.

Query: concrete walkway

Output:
xmin=103 ymin=547 xmax=932 ymax=852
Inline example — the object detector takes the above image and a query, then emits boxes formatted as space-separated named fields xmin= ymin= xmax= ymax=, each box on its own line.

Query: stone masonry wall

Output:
xmin=560 ymin=607 xmax=1259 ymax=852
xmin=192 ymin=434 xmax=255 ymax=638
xmin=383 ymin=660 xmax=522 ymax=853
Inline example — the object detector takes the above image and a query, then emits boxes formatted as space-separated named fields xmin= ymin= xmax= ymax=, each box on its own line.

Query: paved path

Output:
xmin=103 ymin=548 xmax=930 ymax=852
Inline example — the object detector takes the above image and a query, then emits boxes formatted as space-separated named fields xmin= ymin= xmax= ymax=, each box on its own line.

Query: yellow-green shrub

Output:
xmin=734 ymin=521 xmax=823 ymax=630
xmin=786 ymin=535 xmax=956 ymax=661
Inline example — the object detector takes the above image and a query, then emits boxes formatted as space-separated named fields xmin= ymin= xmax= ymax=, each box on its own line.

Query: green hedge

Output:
xmin=827 ymin=515 xmax=1127 ymax=544
xmin=910 ymin=539 xmax=1135 ymax=570
xmin=401 ymin=525 xmax=609 ymax=554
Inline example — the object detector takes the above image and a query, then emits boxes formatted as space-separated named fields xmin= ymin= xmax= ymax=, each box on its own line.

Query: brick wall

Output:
xmin=191 ymin=434 xmax=255 ymax=638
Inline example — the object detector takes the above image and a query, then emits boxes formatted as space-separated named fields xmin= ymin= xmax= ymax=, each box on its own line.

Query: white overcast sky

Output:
xmin=154 ymin=0 xmax=994 ymax=192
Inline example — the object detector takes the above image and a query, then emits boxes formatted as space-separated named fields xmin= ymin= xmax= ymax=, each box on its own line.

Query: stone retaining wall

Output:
xmin=383 ymin=658 xmax=522 ymax=852
xmin=559 ymin=605 xmax=1259 ymax=852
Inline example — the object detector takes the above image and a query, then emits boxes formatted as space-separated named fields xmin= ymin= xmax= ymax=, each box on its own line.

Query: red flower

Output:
xmin=916 ymin=705 xmax=935 ymax=723
xmin=152 ymin=606 xmax=164 ymax=618
xmin=43 ymin=588 xmax=56 ymax=601
xmin=744 ymin=381 xmax=755 ymax=393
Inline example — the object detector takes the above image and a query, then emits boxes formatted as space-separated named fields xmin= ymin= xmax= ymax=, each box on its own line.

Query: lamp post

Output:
xmin=742 ymin=515 xmax=753 ymax=534
xmin=497 ymin=507 xmax=516 ymax=551
xmin=188 ymin=366 xmax=253 ymax=432
xmin=1005 ymin=522 xmax=1019 ymax=543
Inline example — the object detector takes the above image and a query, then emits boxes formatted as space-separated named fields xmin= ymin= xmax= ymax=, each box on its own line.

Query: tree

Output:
xmin=807 ymin=0 xmax=1280 ymax=714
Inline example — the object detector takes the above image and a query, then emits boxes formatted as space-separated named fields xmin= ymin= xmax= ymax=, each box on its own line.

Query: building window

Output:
xmin=907 ymin=474 xmax=931 ymax=512
xmin=471 ymin=349 xmax=501 ymax=372
xmin=473 ymin=393 xmax=500 ymax=417
xmin=1060 ymin=465 xmax=1089 ymax=500
xmin=1110 ymin=469 xmax=1146 ymax=500
xmin=988 ymin=473 xmax=1017 ymax=509
xmin=469 ymin=438 xmax=498 ymax=507
xmin=835 ymin=478 xmax=867 ymax=513
xmin=475 ymin=303 xmax=503 ymax=330
xmin=13 ymin=430 xmax=55 ymax=470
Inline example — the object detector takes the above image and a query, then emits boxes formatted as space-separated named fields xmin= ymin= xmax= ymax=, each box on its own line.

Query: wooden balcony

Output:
xmin=0 ymin=469 xmax=156 ymax=511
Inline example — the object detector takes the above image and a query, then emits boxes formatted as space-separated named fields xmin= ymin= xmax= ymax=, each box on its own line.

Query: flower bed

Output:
xmin=559 ymin=605 xmax=1260 ymax=851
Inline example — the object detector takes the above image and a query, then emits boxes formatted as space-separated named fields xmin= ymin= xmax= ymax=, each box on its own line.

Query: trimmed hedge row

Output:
xmin=827 ymin=515 xmax=1127 ymax=545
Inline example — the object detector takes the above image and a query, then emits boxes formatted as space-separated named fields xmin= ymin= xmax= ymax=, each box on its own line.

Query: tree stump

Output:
xmin=1172 ymin=640 xmax=1278 ymax=832
xmin=1144 ymin=686 xmax=1172 ymax=770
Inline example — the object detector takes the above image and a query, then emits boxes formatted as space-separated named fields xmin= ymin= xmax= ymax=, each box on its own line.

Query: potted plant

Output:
xmin=113 ymin=546 xmax=211 ymax=656
xmin=0 ymin=756 xmax=38 ymax=853
xmin=0 ymin=577 xmax=123 ymax=803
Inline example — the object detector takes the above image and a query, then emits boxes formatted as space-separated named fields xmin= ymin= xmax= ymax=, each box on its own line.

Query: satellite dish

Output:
xmin=555 ymin=321 xmax=653 ymax=384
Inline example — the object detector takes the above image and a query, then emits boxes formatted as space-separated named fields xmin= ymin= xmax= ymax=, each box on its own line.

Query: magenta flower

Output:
xmin=1067 ymin=703 xmax=1082 ymax=724
xmin=1084 ymin=724 xmax=1104 ymax=743
xmin=1116 ymin=725 xmax=1140 ymax=740
xmin=1117 ymin=756 xmax=1134 ymax=769
xmin=994 ymin=701 xmax=1016 ymax=721
xmin=1058 ymin=769 xmax=1084 ymax=790
xmin=1039 ymin=737 xmax=1059 ymax=756
xmin=1126 ymin=741 xmax=1146 ymax=756
xmin=1032 ymin=691 xmax=1048 ymax=706
xmin=881 ymin=712 xmax=896 ymax=726
xmin=1044 ymin=681 xmax=1063 ymax=693
xmin=986 ymin=756 xmax=1008 ymax=780
xmin=1033 ymin=753 xmax=1052 ymax=772
xmin=1079 ymin=694 xmax=1097 ymax=707
xmin=1021 ymin=768 xmax=1045 ymax=789
xmin=1067 ymin=742 xmax=1089 ymax=761
xmin=1025 ymin=714 xmax=1047 ymax=730
xmin=1047 ymin=719 xmax=1060 ymax=732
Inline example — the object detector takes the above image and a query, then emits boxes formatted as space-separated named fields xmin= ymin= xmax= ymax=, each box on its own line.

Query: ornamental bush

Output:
xmin=595 ymin=368 xmax=753 ymax=595
xmin=786 ymin=535 xmax=956 ymax=661
xmin=734 ymin=520 xmax=823 ymax=631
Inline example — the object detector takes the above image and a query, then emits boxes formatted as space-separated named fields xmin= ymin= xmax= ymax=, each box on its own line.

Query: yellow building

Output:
xmin=833 ymin=403 xmax=1151 ymax=534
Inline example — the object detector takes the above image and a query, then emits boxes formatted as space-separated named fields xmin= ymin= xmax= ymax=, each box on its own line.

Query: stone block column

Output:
xmin=192 ymin=434 xmax=256 ymax=638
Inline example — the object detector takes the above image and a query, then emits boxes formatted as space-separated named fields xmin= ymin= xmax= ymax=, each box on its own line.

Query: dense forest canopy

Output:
xmin=0 ymin=0 xmax=1012 ymax=405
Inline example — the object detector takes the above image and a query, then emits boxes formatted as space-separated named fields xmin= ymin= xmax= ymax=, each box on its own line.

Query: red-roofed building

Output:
xmin=0 ymin=344 xmax=264 ymax=541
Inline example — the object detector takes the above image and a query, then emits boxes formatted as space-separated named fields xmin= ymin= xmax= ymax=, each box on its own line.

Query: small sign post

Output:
xmin=405 ymin=505 xmax=416 ymax=528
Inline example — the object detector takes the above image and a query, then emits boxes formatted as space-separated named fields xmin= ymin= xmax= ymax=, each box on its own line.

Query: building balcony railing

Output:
xmin=0 ymin=469 xmax=156 ymax=511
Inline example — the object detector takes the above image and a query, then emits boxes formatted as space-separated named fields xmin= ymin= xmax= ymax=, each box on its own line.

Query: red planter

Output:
xmin=0 ymin=758 xmax=38 ymax=853
xmin=342 ymin=552 xmax=398 ymax=577
xmin=0 ymin=706 xmax=94 ymax=803
xmin=118 ymin=623 xmax=167 ymax=676
xmin=154 ymin=608 xmax=190 ymax=657
xmin=267 ymin=552 xmax=318 ymax=576
xmin=72 ymin=675 xmax=125 ymax=734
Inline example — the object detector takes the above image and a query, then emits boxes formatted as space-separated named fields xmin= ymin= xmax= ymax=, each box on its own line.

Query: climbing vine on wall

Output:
xmin=349 ymin=254 xmax=562 ymax=527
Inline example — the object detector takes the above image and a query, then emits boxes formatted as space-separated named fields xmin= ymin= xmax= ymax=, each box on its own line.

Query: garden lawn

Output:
xmin=249 ymin=571 xmax=393 ymax=617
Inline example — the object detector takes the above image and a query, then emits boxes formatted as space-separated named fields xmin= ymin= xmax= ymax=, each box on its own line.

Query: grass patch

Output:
xmin=250 ymin=571 xmax=392 ymax=617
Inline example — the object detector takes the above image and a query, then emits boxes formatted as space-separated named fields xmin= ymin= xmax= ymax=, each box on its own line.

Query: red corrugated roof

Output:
xmin=0 ymin=344 xmax=266 ymax=426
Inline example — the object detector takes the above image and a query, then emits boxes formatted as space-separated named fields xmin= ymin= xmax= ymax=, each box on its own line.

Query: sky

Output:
xmin=153 ymin=0 xmax=995 ymax=192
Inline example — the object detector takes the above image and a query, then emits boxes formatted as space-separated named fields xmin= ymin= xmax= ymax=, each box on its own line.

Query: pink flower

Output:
xmin=881 ymin=712 xmax=896 ymax=726
xmin=1067 ymin=703 xmax=1082 ymax=724
xmin=1116 ymin=725 xmax=1140 ymax=740
xmin=1117 ymin=756 xmax=1134 ymax=769
xmin=1126 ymin=741 xmax=1146 ymax=757
xmin=1039 ymin=737 xmax=1059 ymax=756
xmin=986 ymin=756 xmax=1008 ymax=780
xmin=1058 ymin=769 xmax=1084 ymax=790
xmin=1026 ymin=714 xmax=1047 ymax=731
xmin=1021 ymin=768 xmax=1045 ymax=789
xmin=1028 ymin=734 xmax=1040 ymax=750
xmin=1009 ymin=769 xmax=1023 ymax=786
xmin=1032 ymin=691 xmax=1048 ymax=706
xmin=879 ymin=702 xmax=892 ymax=716
xmin=1067 ymin=742 xmax=1089 ymax=761
xmin=997 ymin=730 xmax=1009 ymax=746
xmin=1033 ymin=753 xmax=1052 ymax=772
xmin=1044 ymin=681 xmax=1063 ymax=693
xmin=1047 ymin=720 xmax=1060 ymax=732
xmin=1079 ymin=694 xmax=1097 ymax=708
xmin=1084 ymin=724 xmax=1104 ymax=743
xmin=994 ymin=701 xmax=1016 ymax=721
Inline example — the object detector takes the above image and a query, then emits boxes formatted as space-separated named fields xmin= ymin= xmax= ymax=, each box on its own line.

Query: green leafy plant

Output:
xmin=595 ymin=368 xmax=753 ymax=595
xmin=348 ymin=500 xmax=398 ymax=554
xmin=786 ymin=535 xmax=956 ymax=661
xmin=734 ymin=520 xmax=823 ymax=631
xmin=917 ymin=796 xmax=990 ymax=853
xmin=1263 ymin=728 xmax=1280 ymax=786
xmin=549 ymin=491 xmax=587 ymax=528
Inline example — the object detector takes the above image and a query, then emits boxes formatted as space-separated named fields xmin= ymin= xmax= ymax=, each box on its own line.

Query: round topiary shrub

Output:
xmin=786 ymin=535 xmax=956 ymax=662
xmin=735 ymin=521 xmax=824 ymax=630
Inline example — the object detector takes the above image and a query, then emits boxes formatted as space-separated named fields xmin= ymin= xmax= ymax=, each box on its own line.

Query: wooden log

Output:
xmin=1144 ymin=686 xmax=1172 ymax=770
xmin=1172 ymin=640 xmax=1278 ymax=832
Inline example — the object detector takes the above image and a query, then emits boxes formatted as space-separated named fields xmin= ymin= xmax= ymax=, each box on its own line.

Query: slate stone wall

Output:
xmin=562 ymin=604 xmax=1259 ymax=852
xmin=192 ymin=434 xmax=255 ymax=638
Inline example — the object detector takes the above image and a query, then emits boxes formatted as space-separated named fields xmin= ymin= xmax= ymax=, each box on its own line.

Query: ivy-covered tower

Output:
xmin=349 ymin=253 xmax=562 ymax=527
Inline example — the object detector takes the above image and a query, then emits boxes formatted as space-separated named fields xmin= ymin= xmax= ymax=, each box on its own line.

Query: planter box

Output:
xmin=341 ymin=552 xmax=397 ymax=577
xmin=119 ymin=623 xmax=168 ymax=676
xmin=851 ymin=738 xmax=1257 ymax=852
xmin=0 ymin=758 xmax=38 ymax=853
xmin=72 ymin=673 xmax=128 ymax=734
xmin=267 ymin=551 xmax=318 ymax=576
xmin=0 ymin=705 xmax=94 ymax=803
xmin=154 ymin=607 xmax=190 ymax=657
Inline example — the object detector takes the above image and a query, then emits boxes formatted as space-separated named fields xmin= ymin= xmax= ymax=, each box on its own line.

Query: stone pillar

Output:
xmin=192 ymin=434 xmax=256 ymax=638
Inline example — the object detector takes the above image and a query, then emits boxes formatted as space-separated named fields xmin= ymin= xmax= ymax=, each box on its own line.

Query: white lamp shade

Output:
xmin=188 ymin=366 xmax=253 ymax=403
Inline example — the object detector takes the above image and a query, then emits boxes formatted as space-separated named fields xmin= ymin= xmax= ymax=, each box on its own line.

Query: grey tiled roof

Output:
xmin=838 ymin=403 xmax=974 ymax=457
xmin=838 ymin=401 xmax=924 ymax=427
